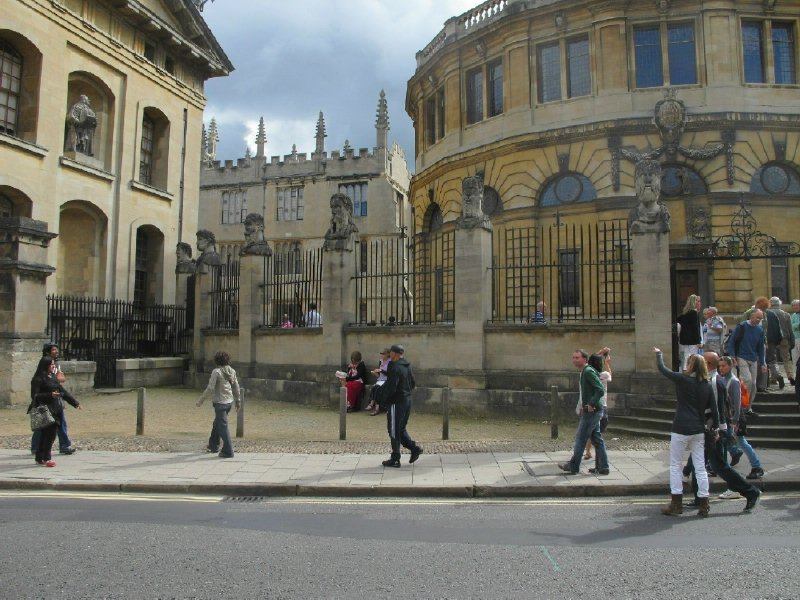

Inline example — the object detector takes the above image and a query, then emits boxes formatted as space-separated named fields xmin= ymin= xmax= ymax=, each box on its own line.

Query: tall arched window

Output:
xmin=139 ymin=107 xmax=170 ymax=190
xmin=0 ymin=41 xmax=22 ymax=136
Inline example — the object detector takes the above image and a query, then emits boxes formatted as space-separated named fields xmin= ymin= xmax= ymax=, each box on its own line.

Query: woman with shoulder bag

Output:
xmin=197 ymin=351 xmax=241 ymax=459
xmin=28 ymin=358 xmax=80 ymax=467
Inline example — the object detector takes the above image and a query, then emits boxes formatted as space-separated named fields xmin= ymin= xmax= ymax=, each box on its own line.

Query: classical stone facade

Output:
xmin=406 ymin=0 xmax=800 ymax=333
xmin=0 ymin=0 xmax=230 ymax=402
xmin=0 ymin=0 xmax=232 ymax=305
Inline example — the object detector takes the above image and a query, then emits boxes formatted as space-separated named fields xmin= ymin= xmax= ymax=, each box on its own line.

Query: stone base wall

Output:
xmin=0 ymin=336 xmax=48 ymax=406
xmin=117 ymin=357 xmax=186 ymax=388
xmin=60 ymin=360 xmax=96 ymax=396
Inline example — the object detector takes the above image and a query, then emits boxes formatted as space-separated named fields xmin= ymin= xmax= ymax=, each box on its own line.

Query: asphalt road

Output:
xmin=1 ymin=492 xmax=798 ymax=599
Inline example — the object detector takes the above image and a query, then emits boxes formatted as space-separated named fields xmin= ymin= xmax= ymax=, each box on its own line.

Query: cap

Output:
xmin=380 ymin=348 xmax=391 ymax=355
xmin=770 ymin=296 xmax=782 ymax=306
xmin=389 ymin=344 xmax=405 ymax=354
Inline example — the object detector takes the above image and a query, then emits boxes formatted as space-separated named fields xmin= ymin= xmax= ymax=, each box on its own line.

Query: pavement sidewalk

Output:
xmin=1 ymin=447 xmax=798 ymax=498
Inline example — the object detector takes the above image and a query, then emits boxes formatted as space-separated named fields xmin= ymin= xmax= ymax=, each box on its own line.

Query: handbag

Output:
xmin=29 ymin=404 xmax=55 ymax=431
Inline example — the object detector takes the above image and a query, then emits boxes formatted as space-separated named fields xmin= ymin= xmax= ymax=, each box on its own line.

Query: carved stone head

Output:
xmin=462 ymin=175 xmax=484 ymax=219
xmin=634 ymin=159 xmax=662 ymax=207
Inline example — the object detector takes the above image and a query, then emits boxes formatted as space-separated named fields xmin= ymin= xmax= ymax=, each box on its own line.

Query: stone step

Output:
xmin=609 ymin=424 xmax=800 ymax=449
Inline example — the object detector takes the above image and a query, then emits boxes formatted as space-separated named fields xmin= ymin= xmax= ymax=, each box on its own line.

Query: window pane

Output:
xmin=634 ymin=27 xmax=663 ymax=88
xmin=667 ymin=23 xmax=697 ymax=85
xmin=436 ymin=90 xmax=445 ymax=140
xmin=221 ymin=192 xmax=229 ymax=224
xmin=487 ymin=59 xmax=503 ymax=117
xmin=772 ymin=23 xmax=796 ymax=84
xmin=742 ymin=22 xmax=765 ymax=83
xmin=466 ymin=68 xmax=483 ymax=124
xmin=567 ymin=37 xmax=591 ymax=97
xmin=425 ymin=96 xmax=436 ymax=145
xmin=538 ymin=43 xmax=561 ymax=102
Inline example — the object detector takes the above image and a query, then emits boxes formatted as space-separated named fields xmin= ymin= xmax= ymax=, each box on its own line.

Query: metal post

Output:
xmin=550 ymin=385 xmax=559 ymax=439
xmin=236 ymin=387 xmax=245 ymax=438
xmin=339 ymin=386 xmax=347 ymax=440
xmin=136 ymin=387 xmax=145 ymax=436
xmin=442 ymin=387 xmax=450 ymax=440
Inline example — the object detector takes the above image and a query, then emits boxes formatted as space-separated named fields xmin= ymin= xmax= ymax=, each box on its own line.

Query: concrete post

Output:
xmin=191 ymin=263 xmax=214 ymax=373
xmin=0 ymin=217 xmax=57 ymax=405
xmin=321 ymin=247 xmax=357 ymax=367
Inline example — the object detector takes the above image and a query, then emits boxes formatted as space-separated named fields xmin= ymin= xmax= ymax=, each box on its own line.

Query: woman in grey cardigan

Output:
xmin=197 ymin=351 xmax=241 ymax=458
xmin=654 ymin=347 xmax=719 ymax=517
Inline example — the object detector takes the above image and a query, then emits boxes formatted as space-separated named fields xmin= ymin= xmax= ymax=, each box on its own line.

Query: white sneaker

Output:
xmin=719 ymin=489 xmax=741 ymax=500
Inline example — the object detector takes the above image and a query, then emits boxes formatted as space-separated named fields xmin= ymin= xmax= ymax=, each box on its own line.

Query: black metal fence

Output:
xmin=46 ymin=295 xmax=190 ymax=386
xmin=490 ymin=220 xmax=633 ymax=322
xmin=352 ymin=232 xmax=455 ymax=325
xmin=261 ymin=247 xmax=323 ymax=327
xmin=209 ymin=256 xmax=239 ymax=330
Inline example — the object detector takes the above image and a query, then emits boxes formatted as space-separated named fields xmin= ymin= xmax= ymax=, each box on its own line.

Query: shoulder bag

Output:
xmin=30 ymin=404 xmax=55 ymax=431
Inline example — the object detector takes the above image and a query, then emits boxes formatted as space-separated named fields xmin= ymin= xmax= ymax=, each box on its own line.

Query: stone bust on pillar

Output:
xmin=456 ymin=174 xmax=491 ymax=231
xmin=239 ymin=213 xmax=272 ymax=256
xmin=629 ymin=159 xmax=671 ymax=234
xmin=322 ymin=193 xmax=358 ymax=251
xmin=195 ymin=229 xmax=222 ymax=269
xmin=175 ymin=241 xmax=196 ymax=274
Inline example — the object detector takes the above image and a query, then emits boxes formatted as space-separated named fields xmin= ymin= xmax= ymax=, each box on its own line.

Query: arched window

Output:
xmin=0 ymin=192 xmax=13 ymax=217
xmin=482 ymin=185 xmax=502 ymax=216
xmin=540 ymin=173 xmax=597 ymax=206
xmin=423 ymin=202 xmax=443 ymax=232
xmin=750 ymin=162 xmax=800 ymax=196
xmin=139 ymin=107 xmax=170 ymax=190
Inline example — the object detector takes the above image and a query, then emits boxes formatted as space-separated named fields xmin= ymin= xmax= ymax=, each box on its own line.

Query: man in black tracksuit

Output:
xmin=381 ymin=344 xmax=423 ymax=468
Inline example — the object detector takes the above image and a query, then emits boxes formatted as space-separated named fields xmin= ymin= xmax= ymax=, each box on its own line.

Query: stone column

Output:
xmin=0 ymin=217 xmax=57 ymax=405
xmin=191 ymin=263 xmax=214 ymax=373
xmin=237 ymin=254 xmax=265 ymax=370
xmin=321 ymin=248 xmax=357 ymax=366
xmin=451 ymin=218 xmax=493 ymax=389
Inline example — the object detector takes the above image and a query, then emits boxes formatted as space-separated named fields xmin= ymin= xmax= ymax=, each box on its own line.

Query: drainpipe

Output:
xmin=178 ymin=107 xmax=188 ymax=242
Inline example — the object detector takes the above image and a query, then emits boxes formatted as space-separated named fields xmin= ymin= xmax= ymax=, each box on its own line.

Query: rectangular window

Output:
xmin=466 ymin=67 xmax=483 ymax=124
xmin=567 ymin=36 xmax=591 ymax=98
xmin=772 ymin=22 xmax=796 ymax=84
xmin=436 ymin=90 xmax=445 ymax=140
xmin=139 ymin=115 xmax=154 ymax=185
xmin=339 ymin=182 xmax=368 ymax=217
xmin=0 ymin=43 xmax=22 ymax=136
xmin=277 ymin=186 xmax=304 ymax=222
xmin=487 ymin=59 xmax=503 ymax=117
xmin=425 ymin=95 xmax=436 ymax=147
xmin=164 ymin=56 xmax=175 ymax=75
xmin=134 ymin=229 xmax=148 ymax=305
xmin=538 ymin=42 xmax=561 ymax=102
xmin=143 ymin=42 xmax=156 ymax=63
xmin=634 ymin=27 xmax=663 ymax=88
xmin=667 ymin=23 xmax=697 ymax=85
xmin=771 ymin=250 xmax=788 ymax=300
xmin=359 ymin=242 xmax=368 ymax=274
xmin=742 ymin=21 xmax=765 ymax=83
xmin=221 ymin=190 xmax=247 ymax=225
xmin=559 ymin=250 xmax=580 ymax=308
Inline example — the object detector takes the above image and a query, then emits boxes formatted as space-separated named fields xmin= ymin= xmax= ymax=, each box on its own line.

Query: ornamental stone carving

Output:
xmin=629 ymin=159 xmax=671 ymax=234
xmin=239 ymin=213 xmax=272 ymax=256
xmin=175 ymin=241 xmax=196 ymax=274
xmin=65 ymin=95 xmax=97 ymax=156
xmin=322 ymin=193 xmax=358 ymax=251
xmin=456 ymin=174 xmax=491 ymax=231
xmin=195 ymin=229 xmax=222 ymax=268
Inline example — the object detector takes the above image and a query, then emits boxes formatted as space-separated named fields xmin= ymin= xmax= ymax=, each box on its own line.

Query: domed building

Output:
xmin=405 ymin=0 xmax=800 ymax=326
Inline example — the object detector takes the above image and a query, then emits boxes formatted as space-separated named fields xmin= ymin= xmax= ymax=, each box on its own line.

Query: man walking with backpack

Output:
xmin=766 ymin=297 xmax=795 ymax=389
xmin=727 ymin=310 xmax=767 ymax=416
xmin=381 ymin=344 xmax=423 ymax=468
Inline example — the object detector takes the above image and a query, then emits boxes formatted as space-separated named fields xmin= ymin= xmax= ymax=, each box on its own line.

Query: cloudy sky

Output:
xmin=200 ymin=0 xmax=478 ymax=171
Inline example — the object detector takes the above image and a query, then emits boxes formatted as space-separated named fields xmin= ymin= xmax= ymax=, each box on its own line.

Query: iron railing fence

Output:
xmin=261 ymin=247 xmax=323 ymax=327
xmin=352 ymin=231 xmax=455 ymax=325
xmin=489 ymin=220 xmax=633 ymax=323
xmin=46 ymin=295 xmax=190 ymax=386
xmin=209 ymin=256 xmax=239 ymax=330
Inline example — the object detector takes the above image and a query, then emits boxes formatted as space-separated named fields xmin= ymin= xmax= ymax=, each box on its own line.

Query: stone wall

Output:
xmin=117 ymin=357 xmax=186 ymax=389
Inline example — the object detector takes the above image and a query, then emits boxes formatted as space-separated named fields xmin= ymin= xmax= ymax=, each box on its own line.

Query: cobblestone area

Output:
xmin=1 ymin=386 xmax=669 ymax=455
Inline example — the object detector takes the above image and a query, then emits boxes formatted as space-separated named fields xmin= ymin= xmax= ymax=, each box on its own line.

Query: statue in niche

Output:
xmin=239 ymin=213 xmax=272 ymax=256
xmin=456 ymin=174 xmax=491 ymax=230
xmin=195 ymin=229 xmax=222 ymax=268
xmin=629 ymin=159 xmax=671 ymax=234
xmin=323 ymin=193 xmax=358 ymax=251
xmin=65 ymin=95 xmax=97 ymax=156
xmin=175 ymin=241 xmax=196 ymax=274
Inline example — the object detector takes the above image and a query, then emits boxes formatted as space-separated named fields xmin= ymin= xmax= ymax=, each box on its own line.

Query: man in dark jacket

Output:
xmin=381 ymin=344 xmax=423 ymax=468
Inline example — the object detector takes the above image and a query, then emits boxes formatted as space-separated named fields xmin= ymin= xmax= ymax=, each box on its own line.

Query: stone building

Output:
xmin=197 ymin=91 xmax=412 ymax=325
xmin=0 ymin=0 xmax=231 ymax=402
xmin=1 ymin=0 xmax=232 ymax=305
xmin=405 ymin=0 xmax=800 ymax=331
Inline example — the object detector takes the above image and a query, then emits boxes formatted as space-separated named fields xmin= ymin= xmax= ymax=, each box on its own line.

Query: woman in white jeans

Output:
xmin=654 ymin=348 xmax=719 ymax=517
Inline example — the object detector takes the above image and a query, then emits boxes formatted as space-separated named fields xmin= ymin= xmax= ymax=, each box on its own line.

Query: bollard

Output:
xmin=339 ymin=386 xmax=347 ymax=440
xmin=136 ymin=387 xmax=145 ymax=436
xmin=550 ymin=385 xmax=559 ymax=439
xmin=236 ymin=387 xmax=245 ymax=438
xmin=442 ymin=387 xmax=450 ymax=440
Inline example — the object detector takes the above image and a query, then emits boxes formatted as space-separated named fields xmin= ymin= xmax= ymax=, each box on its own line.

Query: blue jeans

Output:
xmin=208 ymin=403 xmax=234 ymax=457
xmin=31 ymin=412 xmax=72 ymax=453
xmin=732 ymin=435 xmax=761 ymax=469
xmin=567 ymin=410 xmax=608 ymax=471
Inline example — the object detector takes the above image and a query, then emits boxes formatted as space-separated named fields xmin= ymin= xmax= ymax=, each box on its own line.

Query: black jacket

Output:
xmin=381 ymin=358 xmax=416 ymax=405
xmin=27 ymin=376 xmax=79 ymax=425
xmin=656 ymin=352 xmax=719 ymax=435
xmin=677 ymin=310 xmax=702 ymax=345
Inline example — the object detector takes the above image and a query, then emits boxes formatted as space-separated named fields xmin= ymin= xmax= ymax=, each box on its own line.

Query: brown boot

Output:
xmin=661 ymin=494 xmax=683 ymax=516
xmin=697 ymin=496 xmax=710 ymax=518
